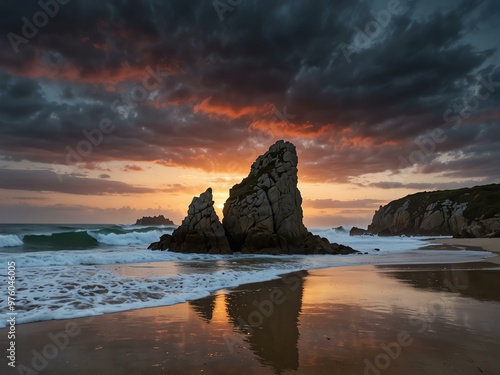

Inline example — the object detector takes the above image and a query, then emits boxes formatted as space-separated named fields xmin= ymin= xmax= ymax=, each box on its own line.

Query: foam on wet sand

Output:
xmin=2 ymin=249 xmax=500 ymax=374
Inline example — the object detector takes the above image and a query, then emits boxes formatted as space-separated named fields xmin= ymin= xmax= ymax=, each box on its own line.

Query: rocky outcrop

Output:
xmin=222 ymin=140 xmax=356 ymax=255
xmin=169 ymin=188 xmax=231 ymax=254
xmin=454 ymin=224 xmax=500 ymax=239
xmin=148 ymin=140 xmax=356 ymax=255
xmin=148 ymin=234 xmax=172 ymax=250
xmin=367 ymin=184 xmax=500 ymax=237
xmin=135 ymin=215 xmax=174 ymax=226
xmin=349 ymin=227 xmax=370 ymax=236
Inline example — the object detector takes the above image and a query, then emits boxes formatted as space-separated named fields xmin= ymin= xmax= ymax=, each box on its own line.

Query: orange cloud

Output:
xmin=14 ymin=62 xmax=147 ymax=86
xmin=7 ymin=50 xmax=177 ymax=88
xmin=250 ymin=119 xmax=330 ymax=138
xmin=155 ymin=147 xmax=255 ymax=176
xmin=194 ymin=97 xmax=271 ymax=119
xmin=123 ymin=164 xmax=144 ymax=172
xmin=327 ymin=134 xmax=398 ymax=150
xmin=92 ymin=43 xmax=110 ymax=51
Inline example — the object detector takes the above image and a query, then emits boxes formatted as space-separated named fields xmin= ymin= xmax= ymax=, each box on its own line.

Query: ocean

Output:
xmin=0 ymin=224 xmax=493 ymax=328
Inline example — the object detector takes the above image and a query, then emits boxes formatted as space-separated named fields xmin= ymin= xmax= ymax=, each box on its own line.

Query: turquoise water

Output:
xmin=0 ymin=224 xmax=175 ymax=252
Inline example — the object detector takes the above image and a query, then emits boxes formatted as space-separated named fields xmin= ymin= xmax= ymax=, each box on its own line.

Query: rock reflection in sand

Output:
xmin=225 ymin=271 xmax=306 ymax=372
xmin=188 ymin=295 xmax=217 ymax=323
xmin=188 ymin=271 xmax=306 ymax=372
xmin=377 ymin=262 xmax=500 ymax=302
xmin=6 ymin=265 xmax=500 ymax=375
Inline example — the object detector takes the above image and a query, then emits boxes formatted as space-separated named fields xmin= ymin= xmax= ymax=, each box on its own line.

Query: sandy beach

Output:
xmin=1 ymin=0 xmax=499 ymax=373
xmin=426 ymin=237 xmax=500 ymax=263
xmin=2 ymin=247 xmax=500 ymax=375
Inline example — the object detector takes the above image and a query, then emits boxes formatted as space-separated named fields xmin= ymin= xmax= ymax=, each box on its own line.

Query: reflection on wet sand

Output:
xmin=224 ymin=271 xmax=306 ymax=373
xmin=188 ymin=294 xmax=217 ymax=322
xmin=3 ymin=265 xmax=500 ymax=375
xmin=377 ymin=262 xmax=500 ymax=302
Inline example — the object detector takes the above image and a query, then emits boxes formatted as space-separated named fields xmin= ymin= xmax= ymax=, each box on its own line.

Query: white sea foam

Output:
xmin=1 ymin=247 xmax=180 ymax=268
xmin=88 ymin=229 xmax=168 ymax=246
xmin=0 ymin=251 xmax=495 ymax=327
xmin=0 ymin=230 xmax=496 ymax=328
xmin=0 ymin=234 xmax=23 ymax=248
xmin=1 ymin=232 xmax=427 ymax=268
xmin=310 ymin=227 xmax=435 ymax=254
xmin=0 ymin=227 xmax=173 ymax=250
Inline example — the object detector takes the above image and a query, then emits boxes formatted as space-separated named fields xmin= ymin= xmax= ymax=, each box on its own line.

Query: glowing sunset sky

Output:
xmin=0 ymin=0 xmax=499 ymax=225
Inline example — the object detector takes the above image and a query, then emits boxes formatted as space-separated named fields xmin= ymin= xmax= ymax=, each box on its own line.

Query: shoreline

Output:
xmin=2 ymin=239 xmax=500 ymax=374
xmin=1 ymin=238 xmax=498 ymax=329
xmin=425 ymin=237 xmax=500 ymax=263
xmin=2 ymin=259 xmax=500 ymax=374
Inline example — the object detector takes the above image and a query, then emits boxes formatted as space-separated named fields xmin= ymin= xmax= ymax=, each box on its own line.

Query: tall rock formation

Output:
xmin=223 ymin=140 xmax=355 ymax=254
xmin=148 ymin=141 xmax=356 ymax=254
xmin=169 ymin=188 xmax=231 ymax=254
xmin=367 ymin=184 xmax=500 ymax=237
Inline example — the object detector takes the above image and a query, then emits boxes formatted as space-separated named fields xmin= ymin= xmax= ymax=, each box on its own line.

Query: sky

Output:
xmin=0 ymin=0 xmax=499 ymax=226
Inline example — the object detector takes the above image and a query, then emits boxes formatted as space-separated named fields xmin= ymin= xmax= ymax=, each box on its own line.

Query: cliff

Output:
xmin=367 ymin=184 xmax=500 ymax=237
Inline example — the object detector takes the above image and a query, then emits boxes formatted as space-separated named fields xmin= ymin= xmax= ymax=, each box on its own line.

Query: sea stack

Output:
xmin=223 ymin=140 xmax=355 ymax=255
xmin=148 ymin=140 xmax=356 ymax=255
xmin=169 ymin=188 xmax=231 ymax=254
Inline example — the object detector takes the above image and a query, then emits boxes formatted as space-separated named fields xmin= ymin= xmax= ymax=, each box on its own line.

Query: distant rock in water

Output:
xmin=349 ymin=227 xmax=370 ymax=236
xmin=333 ymin=226 xmax=346 ymax=233
xmin=135 ymin=215 xmax=174 ymax=226
xmin=222 ymin=140 xmax=356 ymax=255
xmin=367 ymin=184 xmax=500 ymax=237
xmin=169 ymin=188 xmax=231 ymax=254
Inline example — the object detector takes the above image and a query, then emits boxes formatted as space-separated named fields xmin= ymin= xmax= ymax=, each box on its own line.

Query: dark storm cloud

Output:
xmin=0 ymin=0 xmax=499 ymax=183
xmin=0 ymin=169 xmax=153 ymax=195
xmin=419 ymin=145 xmax=500 ymax=179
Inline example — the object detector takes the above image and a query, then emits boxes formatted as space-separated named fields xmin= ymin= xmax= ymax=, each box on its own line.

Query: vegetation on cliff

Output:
xmin=367 ymin=184 xmax=500 ymax=237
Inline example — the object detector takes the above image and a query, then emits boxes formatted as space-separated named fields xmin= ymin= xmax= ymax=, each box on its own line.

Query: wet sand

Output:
xmin=426 ymin=237 xmax=500 ymax=263
xmin=2 ymin=259 xmax=500 ymax=375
